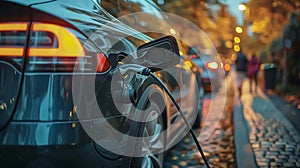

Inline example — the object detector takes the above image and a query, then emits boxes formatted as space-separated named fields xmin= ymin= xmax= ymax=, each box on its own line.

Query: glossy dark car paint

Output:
xmin=0 ymin=0 xmax=152 ymax=167
xmin=0 ymin=0 xmax=201 ymax=167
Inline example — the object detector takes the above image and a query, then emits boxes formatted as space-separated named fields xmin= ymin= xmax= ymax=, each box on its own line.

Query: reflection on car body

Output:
xmin=100 ymin=0 xmax=203 ymax=147
xmin=0 ymin=0 xmax=202 ymax=167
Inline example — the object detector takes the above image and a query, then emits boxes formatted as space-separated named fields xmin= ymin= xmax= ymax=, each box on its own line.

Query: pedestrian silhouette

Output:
xmin=235 ymin=50 xmax=248 ymax=97
xmin=247 ymin=54 xmax=260 ymax=93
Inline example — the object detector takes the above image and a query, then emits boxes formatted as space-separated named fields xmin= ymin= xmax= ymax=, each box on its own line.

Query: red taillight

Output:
xmin=0 ymin=22 xmax=110 ymax=72
xmin=191 ymin=54 xmax=199 ymax=59
xmin=96 ymin=53 xmax=110 ymax=72
xmin=206 ymin=61 xmax=218 ymax=70
xmin=198 ymin=67 xmax=203 ymax=73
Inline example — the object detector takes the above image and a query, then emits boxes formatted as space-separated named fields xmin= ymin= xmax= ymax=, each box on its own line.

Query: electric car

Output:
xmin=0 ymin=0 xmax=201 ymax=167
xmin=188 ymin=46 xmax=223 ymax=92
xmin=101 ymin=0 xmax=204 ymax=133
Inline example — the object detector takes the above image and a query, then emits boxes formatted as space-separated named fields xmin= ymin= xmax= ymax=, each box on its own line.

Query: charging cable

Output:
xmin=118 ymin=64 xmax=211 ymax=168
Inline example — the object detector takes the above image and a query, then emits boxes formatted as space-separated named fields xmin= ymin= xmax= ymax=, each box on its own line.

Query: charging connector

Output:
xmin=117 ymin=64 xmax=151 ymax=76
xmin=116 ymin=64 xmax=211 ymax=168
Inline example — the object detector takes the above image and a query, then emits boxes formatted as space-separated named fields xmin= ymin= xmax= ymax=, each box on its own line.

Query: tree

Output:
xmin=283 ymin=13 xmax=300 ymax=84
xmin=248 ymin=0 xmax=299 ymax=47
xmin=156 ymin=0 xmax=238 ymax=59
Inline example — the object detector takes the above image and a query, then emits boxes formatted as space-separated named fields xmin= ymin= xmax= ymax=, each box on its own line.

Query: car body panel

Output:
xmin=0 ymin=0 xmax=202 ymax=167
xmin=5 ymin=0 xmax=55 ymax=6
xmin=0 ymin=143 xmax=123 ymax=167
xmin=1 ymin=0 xmax=147 ymax=123
xmin=0 ymin=0 xmax=144 ymax=166
xmin=0 ymin=1 xmax=31 ymax=129
xmin=101 ymin=0 xmax=202 ymax=146
xmin=0 ymin=120 xmax=90 ymax=146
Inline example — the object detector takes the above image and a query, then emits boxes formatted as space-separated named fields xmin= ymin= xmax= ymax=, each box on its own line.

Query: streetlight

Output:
xmin=238 ymin=3 xmax=252 ymax=36
xmin=238 ymin=4 xmax=247 ymax=11
xmin=235 ymin=26 xmax=243 ymax=34
xmin=234 ymin=36 xmax=241 ymax=43
xmin=234 ymin=45 xmax=240 ymax=52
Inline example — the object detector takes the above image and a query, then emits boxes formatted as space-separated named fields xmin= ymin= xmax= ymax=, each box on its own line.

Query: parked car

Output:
xmin=100 ymin=0 xmax=204 ymax=128
xmin=188 ymin=46 xmax=224 ymax=92
xmin=0 ymin=0 xmax=201 ymax=167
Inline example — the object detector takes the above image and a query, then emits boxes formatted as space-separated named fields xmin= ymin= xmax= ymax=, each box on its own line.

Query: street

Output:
xmin=164 ymin=70 xmax=300 ymax=167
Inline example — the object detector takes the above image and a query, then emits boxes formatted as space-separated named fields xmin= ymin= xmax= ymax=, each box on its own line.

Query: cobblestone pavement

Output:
xmin=239 ymin=78 xmax=300 ymax=167
xmin=163 ymin=74 xmax=236 ymax=168
xmin=267 ymin=94 xmax=300 ymax=132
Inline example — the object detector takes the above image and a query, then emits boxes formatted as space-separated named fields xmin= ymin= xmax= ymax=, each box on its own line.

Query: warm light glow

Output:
xmin=0 ymin=23 xmax=28 ymax=56
xmin=234 ymin=45 xmax=241 ymax=52
xmin=207 ymin=61 xmax=218 ymax=70
xmin=154 ymin=72 xmax=162 ymax=78
xmin=29 ymin=23 xmax=85 ymax=57
xmin=191 ymin=54 xmax=199 ymax=58
xmin=183 ymin=60 xmax=193 ymax=70
xmin=224 ymin=64 xmax=231 ymax=71
xmin=0 ymin=48 xmax=24 ymax=57
xmin=225 ymin=41 xmax=233 ymax=48
xmin=238 ymin=4 xmax=247 ymax=11
xmin=170 ymin=28 xmax=176 ymax=35
xmin=179 ymin=50 xmax=184 ymax=55
xmin=198 ymin=67 xmax=203 ymax=73
xmin=234 ymin=36 xmax=241 ymax=43
xmin=235 ymin=26 xmax=243 ymax=34
xmin=231 ymin=53 xmax=237 ymax=61
xmin=0 ymin=23 xmax=27 ymax=31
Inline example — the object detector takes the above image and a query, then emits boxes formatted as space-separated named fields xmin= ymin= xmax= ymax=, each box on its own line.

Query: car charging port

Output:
xmin=115 ymin=63 xmax=211 ymax=168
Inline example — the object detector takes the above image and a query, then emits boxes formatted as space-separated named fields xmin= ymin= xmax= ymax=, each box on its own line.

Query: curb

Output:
xmin=233 ymin=98 xmax=257 ymax=168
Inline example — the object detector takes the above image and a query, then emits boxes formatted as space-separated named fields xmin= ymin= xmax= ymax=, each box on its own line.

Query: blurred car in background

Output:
xmin=188 ymin=46 xmax=223 ymax=92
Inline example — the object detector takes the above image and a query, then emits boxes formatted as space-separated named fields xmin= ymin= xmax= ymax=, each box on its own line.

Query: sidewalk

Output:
xmin=163 ymin=71 xmax=236 ymax=167
xmin=234 ymin=76 xmax=300 ymax=167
